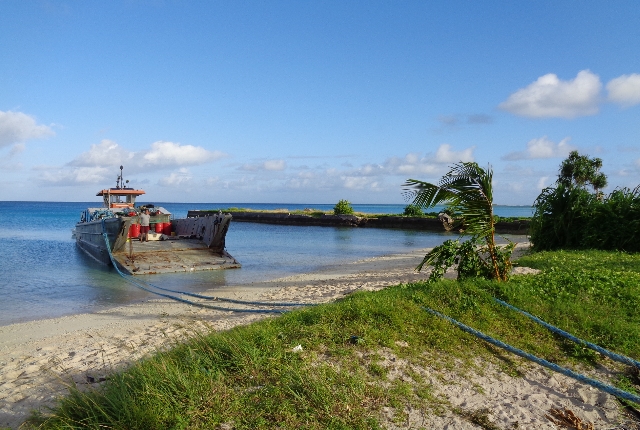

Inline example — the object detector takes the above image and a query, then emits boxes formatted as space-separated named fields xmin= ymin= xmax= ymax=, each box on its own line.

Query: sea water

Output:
xmin=0 ymin=201 xmax=531 ymax=326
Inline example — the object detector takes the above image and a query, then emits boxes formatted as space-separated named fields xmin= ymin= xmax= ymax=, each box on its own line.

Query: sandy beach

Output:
xmin=0 ymin=243 xmax=634 ymax=429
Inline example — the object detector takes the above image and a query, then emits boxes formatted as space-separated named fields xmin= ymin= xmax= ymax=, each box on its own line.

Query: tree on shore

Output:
xmin=530 ymin=151 xmax=640 ymax=251
xmin=557 ymin=150 xmax=608 ymax=194
xmin=403 ymin=162 xmax=513 ymax=282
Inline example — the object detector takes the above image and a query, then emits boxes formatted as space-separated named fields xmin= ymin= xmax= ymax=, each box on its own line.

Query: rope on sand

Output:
xmin=424 ymin=306 xmax=640 ymax=405
xmin=102 ymin=221 xmax=295 ymax=314
xmin=494 ymin=298 xmax=640 ymax=369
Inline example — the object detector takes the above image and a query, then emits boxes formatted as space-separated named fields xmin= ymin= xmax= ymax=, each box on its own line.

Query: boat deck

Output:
xmin=112 ymin=237 xmax=241 ymax=275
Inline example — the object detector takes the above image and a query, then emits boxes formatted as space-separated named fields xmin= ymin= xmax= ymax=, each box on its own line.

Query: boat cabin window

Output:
xmin=103 ymin=193 xmax=137 ymax=207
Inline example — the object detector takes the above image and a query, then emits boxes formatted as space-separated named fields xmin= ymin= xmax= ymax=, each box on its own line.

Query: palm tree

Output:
xmin=404 ymin=162 xmax=509 ymax=281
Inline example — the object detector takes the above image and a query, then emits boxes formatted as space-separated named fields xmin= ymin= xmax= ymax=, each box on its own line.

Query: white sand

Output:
xmin=0 ymin=243 xmax=633 ymax=429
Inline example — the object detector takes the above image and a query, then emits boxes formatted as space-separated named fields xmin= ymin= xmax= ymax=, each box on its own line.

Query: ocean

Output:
xmin=0 ymin=201 xmax=531 ymax=326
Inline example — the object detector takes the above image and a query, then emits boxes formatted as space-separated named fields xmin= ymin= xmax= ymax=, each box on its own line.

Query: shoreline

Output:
xmin=0 ymin=247 xmax=438 ymax=428
xmin=0 ymin=242 xmax=627 ymax=429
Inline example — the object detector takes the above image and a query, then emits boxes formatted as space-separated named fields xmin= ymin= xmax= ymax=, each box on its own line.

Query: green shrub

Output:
xmin=531 ymin=185 xmax=640 ymax=252
xmin=333 ymin=199 xmax=354 ymax=215
xmin=403 ymin=204 xmax=423 ymax=217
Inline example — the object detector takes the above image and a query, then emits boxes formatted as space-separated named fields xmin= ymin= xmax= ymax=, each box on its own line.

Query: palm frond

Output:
xmin=404 ymin=162 xmax=494 ymax=238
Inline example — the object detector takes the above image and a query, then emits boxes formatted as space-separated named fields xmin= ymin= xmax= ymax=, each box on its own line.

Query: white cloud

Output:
xmin=41 ymin=139 xmax=226 ymax=185
xmin=69 ymin=139 xmax=134 ymax=167
xmin=384 ymin=154 xmax=438 ymax=176
xmin=142 ymin=141 xmax=226 ymax=167
xmin=239 ymin=159 xmax=286 ymax=172
xmin=434 ymin=143 xmax=475 ymax=163
xmin=39 ymin=166 xmax=111 ymax=185
xmin=342 ymin=176 xmax=379 ymax=190
xmin=69 ymin=140 xmax=225 ymax=170
xmin=263 ymin=159 xmax=286 ymax=171
xmin=158 ymin=168 xmax=192 ymax=187
xmin=355 ymin=163 xmax=384 ymax=176
xmin=607 ymin=74 xmax=640 ymax=107
xmin=499 ymin=70 xmax=602 ymax=118
xmin=502 ymin=136 xmax=575 ymax=160
xmin=0 ymin=111 xmax=54 ymax=148
xmin=382 ymin=145 xmax=475 ymax=177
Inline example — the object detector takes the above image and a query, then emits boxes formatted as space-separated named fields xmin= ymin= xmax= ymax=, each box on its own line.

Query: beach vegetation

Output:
xmin=28 ymin=249 xmax=640 ymax=429
xmin=557 ymin=150 xmax=607 ymax=194
xmin=531 ymin=152 xmax=640 ymax=252
xmin=333 ymin=199 xmax=355 ymax=215
xmin=402 ymin=204 xmax=423 ymax=217
xmin=404 ymin=162 xmax=513 ymax=281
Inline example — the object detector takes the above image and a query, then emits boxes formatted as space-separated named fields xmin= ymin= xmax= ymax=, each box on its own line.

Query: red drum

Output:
xmin=128 ymin=223 xmax=140 ymax=238
xmin=162 ymin=222 xmax=172 ymax=235
xmin=154 ymin=222 xmax=163 ymax=233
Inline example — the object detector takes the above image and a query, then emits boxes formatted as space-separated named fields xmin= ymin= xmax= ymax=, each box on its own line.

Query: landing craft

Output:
xmin=74 ymin=166 xmax=240 ymax=274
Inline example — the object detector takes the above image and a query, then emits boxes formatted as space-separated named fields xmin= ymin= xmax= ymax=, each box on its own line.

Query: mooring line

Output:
xmin=424 ymin=306 xmax=640 ymax=404
xmin=101 ymin=226 xmax=288 ymax=314
xmin=494 ymin=298 xmax=640 ymax=369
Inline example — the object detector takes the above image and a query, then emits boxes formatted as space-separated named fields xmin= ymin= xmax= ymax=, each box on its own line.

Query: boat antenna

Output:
xmin=117 ymin=165 xmax=124 ymax=189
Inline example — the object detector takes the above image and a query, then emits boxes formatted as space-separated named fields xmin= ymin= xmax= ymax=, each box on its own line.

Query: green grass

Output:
xmin=28 ymin=250 xmax=640 ymax=429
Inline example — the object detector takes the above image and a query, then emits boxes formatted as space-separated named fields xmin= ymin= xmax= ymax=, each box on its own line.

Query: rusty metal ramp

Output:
xmin=112 ymin=237 xmax=241 ymax=275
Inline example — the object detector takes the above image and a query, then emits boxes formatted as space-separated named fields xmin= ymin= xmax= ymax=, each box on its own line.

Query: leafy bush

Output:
xmin=403 ymin=204 xmax=423 ymax=217
xmin=418 ymin=238 xmax=515 ymax=283
xmin=333 ymin=199 xmax=354 ymax=215
xmin=531 ymin=185 xmax=640 ymax=252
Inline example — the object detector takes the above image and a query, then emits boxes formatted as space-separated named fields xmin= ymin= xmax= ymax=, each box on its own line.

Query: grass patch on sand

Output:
xmin=29 ymin=250 xmax=640 ymax=429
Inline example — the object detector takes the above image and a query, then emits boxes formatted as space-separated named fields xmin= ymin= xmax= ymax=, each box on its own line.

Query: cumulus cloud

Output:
xmin=502 ymin=136 xmax=575 ymax=160
xmin=69 ymin=140 xmax=134 ymax=167
xmin=384 ymin=154 xmax=438 ymax=176
xmin=38 ymin=166 xmax=111 ymax=185
xmin=499 ymin=70 xmax=602 ymax=118
xmin=434 ymin=143 xmax=475 ymax=163
xmin=142 ymin=141 xmax=226 ymax=167
xmin=40 ymin=139 xmax=226 ymax=185
xmin=239 ymin=159 xmax=286 ymax=171
xmin=0 ymin=110 xmax=54 ymax=148
xmin=342 ymin=176 xmax=381 ymax=190
xmin=381 ymin=145 xmax=475 ymax=177
xmin=607 ymin=73 xmax=640 ymax=107
xmin=68 ymin=140 xmax=225 ymax=170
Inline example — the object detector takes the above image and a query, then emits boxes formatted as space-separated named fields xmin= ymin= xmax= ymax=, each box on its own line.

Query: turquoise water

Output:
xmin=0 ymin=201 xmax=530 ymax=326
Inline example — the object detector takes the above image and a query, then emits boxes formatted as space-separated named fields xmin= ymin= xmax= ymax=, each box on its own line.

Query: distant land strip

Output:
xmin=187 ymin=210 xmax=530 ymax=235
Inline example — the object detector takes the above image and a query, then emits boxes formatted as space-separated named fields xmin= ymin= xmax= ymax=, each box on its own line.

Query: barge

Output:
xmin=74 ymin=166 xmax=240 ymax=275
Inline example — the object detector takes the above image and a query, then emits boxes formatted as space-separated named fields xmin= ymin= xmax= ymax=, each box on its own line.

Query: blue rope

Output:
xmin=102 ymin=231 xmax=287 ymax=314
xmin=494 ymin=298 xmax=640 ymax=369
xmin=424 ymin=306 xmax=640 ymax=405
xmin=139 ymin=280 xmax=305 ymax=308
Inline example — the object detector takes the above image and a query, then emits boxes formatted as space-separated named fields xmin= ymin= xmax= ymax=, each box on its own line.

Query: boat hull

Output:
xmin=75 ymin=217 xmax=131 ymax=265
xmin=75 ymin=214 xmax=239 ymax=274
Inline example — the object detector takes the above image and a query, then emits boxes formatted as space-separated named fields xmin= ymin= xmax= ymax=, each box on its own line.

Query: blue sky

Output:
xmin=1 ymin=1 xmax=639 ymax=205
